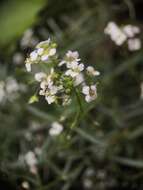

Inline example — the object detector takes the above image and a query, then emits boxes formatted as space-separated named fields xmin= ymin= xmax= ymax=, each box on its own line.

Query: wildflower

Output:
xmin=25 ymin=39 xmax=57 ymax=71
xmin=6 ymin=77 xmax=19 ymax=93
xmin=37 ymin=48 xmax=44 ymax=55
xmin=30 ymin=50 xmax=38 ymax=61
xmin=127 ymin=38 xmax=141 ymax=51
xmin=25 ymin=59 xmax=32 ymax=72
xmin=104 ymin=22 xmax=127 ymax=46
xmin=40 ymin=83 xmax=58 ymax=104
xmin=59 ymin=50 xmax=80 ymax=67
xmin=34 ymin=72 xmax=47 ymax=82
xmin=104 ymin=22 xmax=141 ymax=50
xmin=74 ymin=73 xmax=84 ymax=86
xmin=86 ymin=66 xmax=100 ymax=76
xmin=36 ymin=39 xmax=56 ymax=62
xmin=65 ymin=63 xmax=84 ymax=78
xmin=82 ymin=85 xmax=97 ymax=102
xmin=49 ymin=122 xmax=63 ymax=136
xmin=21 ymin=181 xmax=30 ymax=190
xmin=122 ymin=25 xmax=140 ymax=38
xmin=24 ymin=151 xmax=38 ymax=174
xmin=25 ymin=38 xmax=100 ymax=105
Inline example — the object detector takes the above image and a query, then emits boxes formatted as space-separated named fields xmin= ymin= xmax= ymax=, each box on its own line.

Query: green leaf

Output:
xmin=112 ymin=156 xmax=143 ymax=168
xmin=0 ymin=0 xmax=46 ymax=47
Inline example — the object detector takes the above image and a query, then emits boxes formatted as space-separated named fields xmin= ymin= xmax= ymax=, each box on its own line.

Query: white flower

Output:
xmin=112 ymin=32 xmax=127 ymax=46
xmin=41 ymin=54 xmax=49 ymax=61
xmin=25 ymin=151 xmax=37 ymax=167
xmin=37 ymin=48 xmax=44 ymax=55
xmin=35 ymin=72 xmax=47 ymax=82
xmin=82 ymin=85 xmax=97 ymax=102
xmin=45 ymin=95 xmax=56 ymax=104
xmin=65 ymin=63 xmax=84 ymax=78
xmin=59 ymin=50 xmax=80 ymax=67
xmin=25 ymin=62 xmax=31 ymax=72
xmin=86 ymin=66 xmax=100 ymax=76
xmin=122 ymin=25 xmax=140 ymax=38
xmin=6 ymin=77 xmax=19 ymax=93
xmin=127 ymin=38 xmax=141 ymax=51
xmin=40 ymin=48 xmax=56 ymax=61
xmin=49 ymin=122 xmax=63 ymax=136
xmin=104 ymin=22 xmax=127 ymax=46
xmin=21 ymin=181 xmax=29 ymax=189
xmin=49 ymin=48 xmax=56 ymax=56
xmin=74 ymin=73 xmax=84 ymax=86
xmin=39 ymin=79 xmax=59 ymax=104
xmin=30 ymin=50 xmax=38 ymax=61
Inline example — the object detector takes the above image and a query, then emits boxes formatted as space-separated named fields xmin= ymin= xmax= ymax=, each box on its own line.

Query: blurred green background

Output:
xmin=0 ymin=0 xmax=143 ymax=189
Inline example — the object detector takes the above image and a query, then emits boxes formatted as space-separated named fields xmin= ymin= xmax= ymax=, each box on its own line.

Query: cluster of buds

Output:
xmin=25 ymin=38 xmax=100 ymax=105
xmin=104 ymin=22 xmax=141 ymax=51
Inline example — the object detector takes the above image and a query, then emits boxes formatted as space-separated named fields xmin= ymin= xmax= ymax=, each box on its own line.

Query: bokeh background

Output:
xmin=0 ymin=0 xmax=143 ymax=189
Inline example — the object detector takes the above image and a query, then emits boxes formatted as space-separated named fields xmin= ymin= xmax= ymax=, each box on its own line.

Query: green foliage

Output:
xmin=0 ymin=0 xmax=46 ymax=47
xmin=0 ymin=0 xmax=143 ymax=189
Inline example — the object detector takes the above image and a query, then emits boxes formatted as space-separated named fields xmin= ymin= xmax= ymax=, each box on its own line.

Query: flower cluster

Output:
xmin=104 ymin=22 xmax=141 ymax=51
xmin=25 ymin=38 xmax=100 ymax=105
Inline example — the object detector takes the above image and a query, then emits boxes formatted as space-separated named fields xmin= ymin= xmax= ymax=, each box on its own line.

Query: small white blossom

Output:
xmin=34 ymin=72 xmax=47 ymax=82
xmin=59 ymin=50 xmax=80 ymax=67
xmin=122 ymin=25 xmax=140 ymax=38
xmin=86 ymin=66 xmax=100 ymax=76
xmin=25 ymin=62 xmax=31 ymax=72
xmin=82 ymin=85 xmax=97 ymax=102
xmin=25 ymin=151 xmax=37 ymax=166
xmin=24 ymin=151 xmax=38 ymax=174
xmin=45 ymin=95 xmax=56 ymax=104
xmin=30 ymin=51 xmax=38 ymax=61
xmin=74 ymin=73 xmax=84 ymax=86
xmin=40 ymin=80 xmax=59 ymax=104
xmin=127 ymin=38 xmax=141 ymax=51
xmin=21 ymin=181 xmax=30 ymax=189
xmin=6 ymin=77 xmax=19 ymax=93
xmin=49 ymin=122 xmax=63 ymax=136
xmin=65 ymin=63 xmax=84 ymax=78
xmin=49 ymin=48 xmax=56 ymax=56
xmin=41 ymin=54 xmax=49 ymax=61
xmin=37 ymin=48 xmax=44 ymax=55
xmin=104 ymin=22 xmax=127 ymax=46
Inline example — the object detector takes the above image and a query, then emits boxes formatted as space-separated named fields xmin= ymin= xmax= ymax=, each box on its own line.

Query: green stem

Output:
xmin=75 ymin=88 xmax=84 ymax=113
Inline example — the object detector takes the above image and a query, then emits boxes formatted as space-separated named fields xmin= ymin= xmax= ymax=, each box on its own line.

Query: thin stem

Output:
xmin=75 ymin=88 xmax=84 ymax=113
